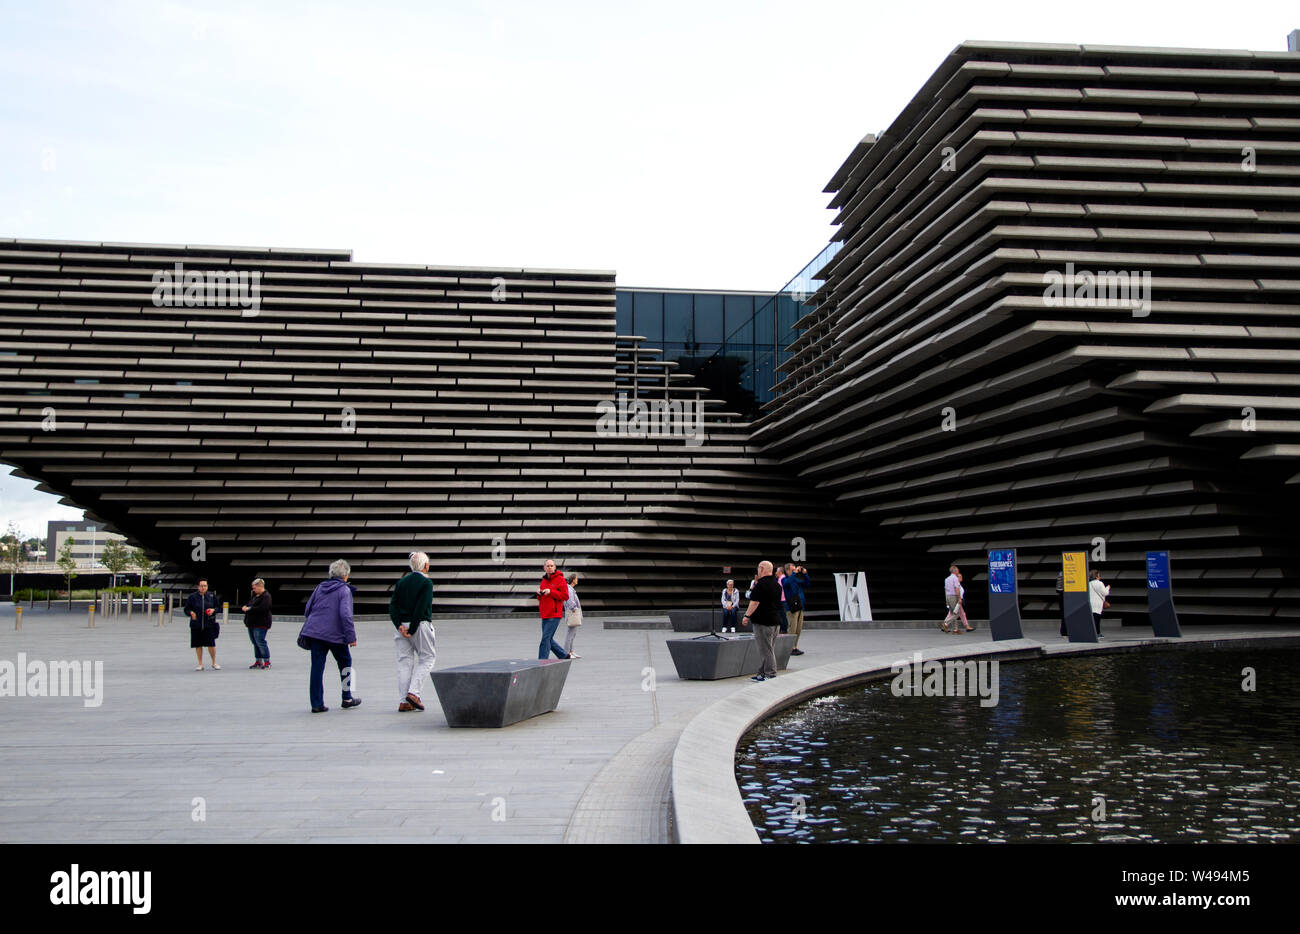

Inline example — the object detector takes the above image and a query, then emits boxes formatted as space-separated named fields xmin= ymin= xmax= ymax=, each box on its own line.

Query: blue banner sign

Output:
xmin=1146 ymin=551 xmax=1171 ymax=590
xmin=988 ymin=549 xmax=1017 ymax=594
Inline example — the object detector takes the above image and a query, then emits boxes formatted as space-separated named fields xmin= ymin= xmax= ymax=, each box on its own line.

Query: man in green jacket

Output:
xmin=390 ymin=551 xmax=436 ymax=712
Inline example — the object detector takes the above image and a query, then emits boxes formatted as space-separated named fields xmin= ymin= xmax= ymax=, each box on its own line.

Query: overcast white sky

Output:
xmin=2 ymin=0 xmax=1297 ymax=534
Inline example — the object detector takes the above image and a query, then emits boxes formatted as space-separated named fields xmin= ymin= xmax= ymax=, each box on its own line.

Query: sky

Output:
xmin=1 ymin=0 xmax=1297 ymax=535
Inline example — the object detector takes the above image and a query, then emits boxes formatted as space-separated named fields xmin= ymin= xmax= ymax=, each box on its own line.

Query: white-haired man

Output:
xmin=741 ymin=560 xmax=782 ymax=682
xmin=389 ymin=551 xmax=436 ymax=712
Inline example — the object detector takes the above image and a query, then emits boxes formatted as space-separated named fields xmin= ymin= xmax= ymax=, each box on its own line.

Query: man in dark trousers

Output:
xmin=741 ymin=560 xmax=783 ymax=682
xmin=185 ymin=579 xmax=220 ymax=670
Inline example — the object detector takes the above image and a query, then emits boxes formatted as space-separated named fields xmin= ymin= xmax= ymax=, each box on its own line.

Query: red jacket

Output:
xmin=536 ymin=571 xmax=569 ymax=618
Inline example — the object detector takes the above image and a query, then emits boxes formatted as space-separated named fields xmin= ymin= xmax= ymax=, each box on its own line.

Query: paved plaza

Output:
xmin=0 ymin=604 xmax=1294 ymax=843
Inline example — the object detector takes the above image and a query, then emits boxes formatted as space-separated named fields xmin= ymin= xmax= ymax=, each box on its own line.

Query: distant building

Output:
xmin=46 ymin=520 xmax=126 ymax=567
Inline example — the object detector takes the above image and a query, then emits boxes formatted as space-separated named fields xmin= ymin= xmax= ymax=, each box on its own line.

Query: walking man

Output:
xmin=390 ymin=551 xmax=436 ymax=712
xmin=741 ymin=560 xmax=783 ymax=682
xmin=940 ymin=564 xmax=972 ymax=633
xmin=535 ymin=559 xmax=573 ymax=660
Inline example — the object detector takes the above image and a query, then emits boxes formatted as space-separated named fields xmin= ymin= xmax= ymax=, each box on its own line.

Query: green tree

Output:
xmin=131 ymin=547 xmax=156 ymax=587
xmin=0 ymin=522 xmax=23 ymax=597
xmin=57 ymin=536 xmax=78 ymax=608
xmin=99 ymin=538 xmax=132 ymax=590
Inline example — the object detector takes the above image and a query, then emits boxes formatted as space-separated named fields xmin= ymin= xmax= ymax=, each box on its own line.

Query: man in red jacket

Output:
xmin=535 ymin=559 xmax=573 ymax=660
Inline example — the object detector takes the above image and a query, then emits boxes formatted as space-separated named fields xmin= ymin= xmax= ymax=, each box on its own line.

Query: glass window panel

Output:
xmin=694 ymin=294 xmax=724 ymax=343
xmin=633 ymin=292 xmax=663 ymax=343
xmin=616 ymin=291 xmax=633 ymax=334
xmin=664 ymin=293 xmax=693 ymax=344
xmin=726 ymin=295 xmax=755 ymax=346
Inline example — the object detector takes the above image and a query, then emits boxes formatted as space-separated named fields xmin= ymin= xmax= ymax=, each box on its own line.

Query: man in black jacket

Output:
xmin=741 ymin=561 xmax=782 ymax=682
xmin=185 ymin=579 xmax=219 ymax=671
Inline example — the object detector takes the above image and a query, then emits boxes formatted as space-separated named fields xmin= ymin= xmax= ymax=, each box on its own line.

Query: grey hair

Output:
xmin=409 ymin=551 xmax=429 ymax=572
xmin=329 ymin=559 xmax=350 ymax=580
xmin=251 ymin=578 xmax=265 ymax=588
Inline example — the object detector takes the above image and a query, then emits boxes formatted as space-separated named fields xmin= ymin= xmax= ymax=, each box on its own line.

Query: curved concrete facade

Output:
xmin=0 ymin=240 xmax=895 ymax=612
xmin=757 ymin=42 xmax=1300 ymax=623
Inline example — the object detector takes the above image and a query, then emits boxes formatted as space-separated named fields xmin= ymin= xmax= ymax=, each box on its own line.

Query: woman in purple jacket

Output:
xmin=300 ymin=559 xmax=361 ymax=713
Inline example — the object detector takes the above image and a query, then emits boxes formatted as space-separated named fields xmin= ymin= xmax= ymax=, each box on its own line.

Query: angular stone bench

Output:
xmin=666 ymin=633 xmax=796 ymax=680
xmin=429 ymin=658 xmax=571 ymax=727
xmin=668 ymin=609 xmax=726 ymax=632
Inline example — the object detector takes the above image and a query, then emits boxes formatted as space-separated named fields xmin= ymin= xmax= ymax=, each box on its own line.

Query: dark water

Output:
xmin=737 ymin=647 xmax=1300 ymax=843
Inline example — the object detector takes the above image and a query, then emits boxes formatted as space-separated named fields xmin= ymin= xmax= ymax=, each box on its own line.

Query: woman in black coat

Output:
xmin=242 ymin=578 xmax=273 ymax=669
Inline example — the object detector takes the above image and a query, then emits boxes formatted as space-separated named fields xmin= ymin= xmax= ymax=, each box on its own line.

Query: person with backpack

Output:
xmin=390 ymin=551 xmax=436 ymax=712
xmin=782 ymin=563 xmax=811 ymax=656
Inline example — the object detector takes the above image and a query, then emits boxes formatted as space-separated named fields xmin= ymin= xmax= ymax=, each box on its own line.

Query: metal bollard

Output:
xmin=222 ymin=602 xmax=229 ymax=626
xmin=158 ymin=604 xmax=165 ymax=627
xmin=14 ymin=606 xmax=21 ymax=631
xmin=88 ymin=604 xmax=96 ymax=628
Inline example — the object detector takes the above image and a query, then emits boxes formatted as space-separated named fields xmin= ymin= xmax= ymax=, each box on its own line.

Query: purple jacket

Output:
xmin=300 ymin=578 xmax=356 ymax=644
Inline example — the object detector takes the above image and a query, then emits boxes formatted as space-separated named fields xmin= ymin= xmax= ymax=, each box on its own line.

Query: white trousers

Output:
xmin=395 ymin=620 xmax=436 ymax=699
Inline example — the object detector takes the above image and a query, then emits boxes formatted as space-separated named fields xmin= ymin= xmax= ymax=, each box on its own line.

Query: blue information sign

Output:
xmin=1146 ymin=551 xmax=1171 ymax=590
xmin=988 ymin=549 xmax=1016 ymax=594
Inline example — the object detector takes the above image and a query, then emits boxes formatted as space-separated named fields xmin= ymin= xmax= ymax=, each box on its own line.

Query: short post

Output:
xmin=88 ymin=604 xmax=95 ymax=628
xmin=157 ymin=604 xmax=164 ymax=627
xmin=167 ymin=593 xmax=173 ymax=616
xmin=14 ymin=606 xmax=21 ymax=631
xmin=127 ymin=591 xmax=133 ymax=618
xmin=222 ymin=602 xmax=229 ymax=626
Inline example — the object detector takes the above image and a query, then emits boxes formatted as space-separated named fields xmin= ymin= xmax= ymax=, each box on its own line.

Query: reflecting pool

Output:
xmin=737 ymin=647 xmax=1299 ymax=843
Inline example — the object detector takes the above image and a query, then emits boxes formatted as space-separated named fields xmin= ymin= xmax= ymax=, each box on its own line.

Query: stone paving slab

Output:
xmin=2 ymin=604 xmax=1294 ymax=843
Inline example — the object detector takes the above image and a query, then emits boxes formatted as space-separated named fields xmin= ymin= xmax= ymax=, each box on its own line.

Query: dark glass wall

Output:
xmin=616 ymin=241 xmax=842 ymax=418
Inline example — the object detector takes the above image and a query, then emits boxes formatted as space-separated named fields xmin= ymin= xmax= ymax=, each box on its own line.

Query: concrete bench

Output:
xmin=666 ymin=633 xmax=796 ymax=680
xmin=429 ymin=658 xmax=571 ymax=727
xmin=668 ymin=608 xmax=727 ymax=632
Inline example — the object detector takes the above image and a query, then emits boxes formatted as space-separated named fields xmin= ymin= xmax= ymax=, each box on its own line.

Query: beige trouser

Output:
xmin=787 ymin=609 xmax=805 ymax=647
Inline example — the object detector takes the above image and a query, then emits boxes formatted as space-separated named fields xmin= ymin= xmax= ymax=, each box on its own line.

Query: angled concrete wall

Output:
xmin=756 ymin=42 xmax=1300 ymax=622
xmin=0 ymin=240 xmax=901 ymax=612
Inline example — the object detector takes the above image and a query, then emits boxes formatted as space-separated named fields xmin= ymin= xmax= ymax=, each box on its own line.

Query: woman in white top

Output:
xmin=1088 ymin=570 xmax=1110 ymax=637
xmin=563 ymin=572 xmax=584 ymax=659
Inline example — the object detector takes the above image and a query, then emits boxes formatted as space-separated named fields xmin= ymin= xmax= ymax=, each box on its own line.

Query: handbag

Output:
xmin=297 ymin=625 xmax=311 ymax=650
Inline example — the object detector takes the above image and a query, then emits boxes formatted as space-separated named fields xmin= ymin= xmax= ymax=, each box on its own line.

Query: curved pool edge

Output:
xmin=669 ymin=630 xmax=1300 ymax=845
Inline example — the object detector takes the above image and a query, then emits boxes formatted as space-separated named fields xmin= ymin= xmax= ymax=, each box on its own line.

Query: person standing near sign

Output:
xmin=1056 ymin=570 xmax=1066 ymax=636
xmin=1089 ymin=570 xmax=1110 ymax=637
